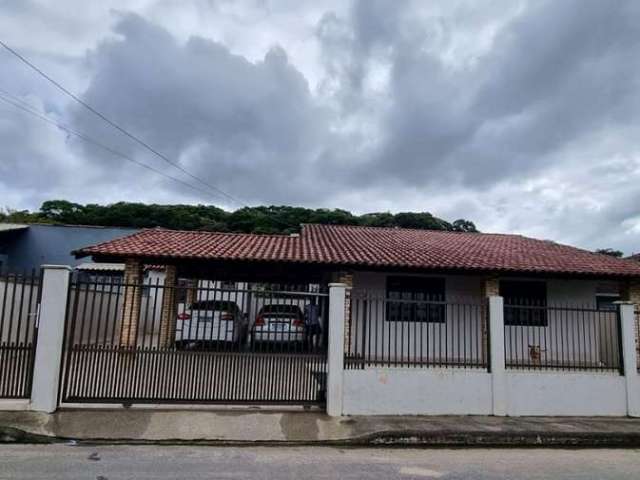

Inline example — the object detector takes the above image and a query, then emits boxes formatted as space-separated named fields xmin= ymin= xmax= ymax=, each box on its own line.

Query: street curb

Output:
xmin=3 ymin=425 xmax=640 ymax=448
xmin=355 ymin=430 xmax=640 ymax=448
xmin=0 ymin=426 xmax=64 ymax=444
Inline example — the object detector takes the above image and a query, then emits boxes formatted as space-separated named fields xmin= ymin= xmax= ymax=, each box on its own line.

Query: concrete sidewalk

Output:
xmin=1 ymin=409 xmax=640 ymax=447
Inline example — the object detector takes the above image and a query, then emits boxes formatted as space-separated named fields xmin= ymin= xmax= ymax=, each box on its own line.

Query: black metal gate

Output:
xmin=0 ymin=270 xmax=41 ymax=399
xmin=61 ymin=277 xmax=328 ymax=405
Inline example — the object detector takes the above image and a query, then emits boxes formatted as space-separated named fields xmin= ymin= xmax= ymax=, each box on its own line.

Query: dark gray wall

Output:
xmin=0 ymin=224 xmax=138 ymax=272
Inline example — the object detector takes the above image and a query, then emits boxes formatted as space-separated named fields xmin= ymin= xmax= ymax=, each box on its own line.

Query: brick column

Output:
xmin=159 ymin=265 xmax=178 ymax=347
xmin=338 ymin=272 xmax=354 ymax=352
xmin=120 ymin=258 xmax=142 ymax=347
xmin=622 ymin=279 xmax=640 ymax=360
xmin=482 ymin=276 xmax=500 ymax=365
xmin=185 ymin=278 xmax=198 ymax=306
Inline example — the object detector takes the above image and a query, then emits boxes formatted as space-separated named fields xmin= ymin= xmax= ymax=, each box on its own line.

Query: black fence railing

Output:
xmin=344 ymin=291 xmax=488 ymax=369
xmin=61 ymin=277 xmax=329 ymax=405
xmin=504 ymin=302 xmax=622 ymax=373
xmin=635 ymin=308 xmax=640 ymax=372
xmin=0 ymin=270 xmax=41 ymax=398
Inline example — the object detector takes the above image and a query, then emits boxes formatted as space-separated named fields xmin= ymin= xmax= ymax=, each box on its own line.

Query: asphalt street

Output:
xmin=1 ymin=445 xmax=639 ymax=479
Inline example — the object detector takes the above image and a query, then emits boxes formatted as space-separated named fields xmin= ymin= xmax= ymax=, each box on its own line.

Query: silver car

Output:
xmin=251 ymin=304 xmax=306 ymax=343
xmin=175 ymin=300 xmax=247 ymax=347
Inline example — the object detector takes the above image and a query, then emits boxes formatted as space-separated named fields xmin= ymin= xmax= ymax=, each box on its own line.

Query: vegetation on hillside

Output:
xmin=595 ymin=248 xmax=624 ymax=258
xmin=0 ymin=200 xmax=478 ymax=234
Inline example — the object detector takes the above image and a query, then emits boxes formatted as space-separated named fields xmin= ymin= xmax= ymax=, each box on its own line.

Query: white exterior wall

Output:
xmin=190 ymin=281 xmax=315 ymax=330
xmin=350 ymin=272 xmax=485 ymax=364
xmin=350 ymin=272 xmax=621 ymax=369
xmin=353 ymin=271 xmax=482 ymax=298
xmin=504 ymin=279 xmax=620 ymax=368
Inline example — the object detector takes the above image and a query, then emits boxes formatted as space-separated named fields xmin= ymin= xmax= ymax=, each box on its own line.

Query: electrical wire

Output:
xmin=0 ymin=39 xmax=245 ymax=207
xmin=0 ymin=90 xmax=221 ymax=200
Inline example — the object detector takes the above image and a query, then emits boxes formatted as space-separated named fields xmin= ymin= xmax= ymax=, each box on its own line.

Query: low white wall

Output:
xmin=342 ymin=368 xmax=493 ymax=416
xmin=505 ymin=372 xmax=627 ymax=416
xmin=341 ymin=367 xmax=631 ymax=416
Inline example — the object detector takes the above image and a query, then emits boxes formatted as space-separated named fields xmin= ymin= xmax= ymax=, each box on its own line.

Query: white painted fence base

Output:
xmin=330 ymin=298 xmax=640 ymax=417
xmin=0 ymin=399 xmax=30 ymax=411
xmin=343 ymin=369 xmax=492 ymax=416
xmin=340 ymin=368 xmax=635 ymax=416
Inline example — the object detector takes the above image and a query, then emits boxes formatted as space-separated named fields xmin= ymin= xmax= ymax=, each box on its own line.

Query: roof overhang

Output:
xmin=73 ymin=225 xmax=640 ymax=281
xmin=84 ymin=252 xmax=640 ymax=282
xmin=0 ymin=223 xmax=29 ymax=233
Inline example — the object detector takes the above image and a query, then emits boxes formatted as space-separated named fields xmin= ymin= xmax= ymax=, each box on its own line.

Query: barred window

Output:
xmin=386 ymin=276 xmax=445 ymax=323
xmin=501 ymin=280 xmax=548 ymax=326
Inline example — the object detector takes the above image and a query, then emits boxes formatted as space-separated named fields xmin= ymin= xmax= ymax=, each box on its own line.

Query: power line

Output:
xmin=0 ymin=90 xmax=299 ymax=231
xmin=0 ymin=90 xmax=220 ymax=199
xmin=0 ymin=40 xmax=300 ymax=232
xmin=0 ymin=39 xmax=245 ymax=207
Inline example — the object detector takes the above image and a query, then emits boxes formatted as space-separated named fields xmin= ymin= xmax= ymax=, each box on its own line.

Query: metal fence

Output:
xmin=61 ymin=277 xmax=329 ymax=405
xmin=344 ymin=291 xmax=488 ymax=369
xmin=635 ymin=308 xmax=640 ymax=372
xmin=504 ymin=301 xmax=622 ymax=373
xmin=0 ymin=271 xmax=41 ymax=398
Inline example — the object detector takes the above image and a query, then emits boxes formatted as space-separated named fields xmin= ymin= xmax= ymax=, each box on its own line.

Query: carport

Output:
xmin=62 ymin=228 xmax=348 ymax=406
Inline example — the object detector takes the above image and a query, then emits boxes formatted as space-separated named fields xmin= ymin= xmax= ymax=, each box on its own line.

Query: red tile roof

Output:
xmin=74 ymin=224 xmax=640 ymax=278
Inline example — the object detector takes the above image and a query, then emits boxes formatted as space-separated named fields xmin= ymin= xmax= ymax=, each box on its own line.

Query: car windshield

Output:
xmin=189 ymin=301 xmax=237 ymax=312
xmin=259 ymin=305 xmax=303 ymax=317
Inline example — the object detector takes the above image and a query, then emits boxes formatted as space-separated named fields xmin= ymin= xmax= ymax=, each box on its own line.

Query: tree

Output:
xmin=451 ymin=219 xmax=478 ymax=233
xmin=2 ymin=200 xmax=478 ymax=235
xmin=0 ymin=207 xmax=45 ymax=224
xmin=391 ymin=212 xmax=451 ymax=230
xmin=359 ymin=212 xmax=395 ymax=227
xmin=595 ymin=248 xmax=624 ymax=258
xmin=40 ymin=200 xmax=83 ymax=222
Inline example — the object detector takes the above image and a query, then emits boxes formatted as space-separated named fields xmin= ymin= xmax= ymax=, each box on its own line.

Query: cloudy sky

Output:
xmin=1 ymin=0 xmax=640 ymax=253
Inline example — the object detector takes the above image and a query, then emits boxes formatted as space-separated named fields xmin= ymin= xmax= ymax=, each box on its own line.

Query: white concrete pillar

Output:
xmin=31 ymin=265 xmax=71 ymax=413
xmin=489 ymin=296 xmax=507 ymax=416
xmin=618 ymin=302 xmax=640 ymax=417
xmin=327 ymin=283 xmax=347 ymax=417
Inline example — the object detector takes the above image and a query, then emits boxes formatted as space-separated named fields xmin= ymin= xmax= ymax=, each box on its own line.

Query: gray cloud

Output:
xmin=322 ymin=0 xmax=640 ymax=189
xmin=1 ymin=0 xmax=640 ymax=254
xmin=69 ymin=12 xmax=333 ymax=206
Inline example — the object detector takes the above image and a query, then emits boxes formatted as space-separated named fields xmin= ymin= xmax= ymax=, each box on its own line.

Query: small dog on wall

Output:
xmin=528 ymin=345 xmax=546 ymax=364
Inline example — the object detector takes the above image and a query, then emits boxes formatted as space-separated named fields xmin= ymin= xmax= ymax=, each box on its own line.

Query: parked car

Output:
xmin=251 ymin=304 xmax=307 ymax=343
xmin=175 ymin=300 xmax=247 ymax=348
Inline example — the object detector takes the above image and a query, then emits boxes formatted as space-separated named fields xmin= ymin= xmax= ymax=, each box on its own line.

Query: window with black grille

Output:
xmin=386 ymin=276 xmax=445 ymax=323
xmin=596 ymin=294 xmax=620 ymax=311
xmin=500 ymin=280 xmax=548 ymax=326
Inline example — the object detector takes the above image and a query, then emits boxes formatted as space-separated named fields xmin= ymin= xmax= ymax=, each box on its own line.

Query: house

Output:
xmin=75 ymin=223 xmax=640 ymax=308
xmin=75 ymin=224 xmax=640 ymax=362
xmin=0 ymin=223 xmax=139 ymax=273
xmin=24 ymin=223 xmax=636 ymax=415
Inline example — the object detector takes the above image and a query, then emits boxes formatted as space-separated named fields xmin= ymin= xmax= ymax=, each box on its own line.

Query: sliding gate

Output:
xmin=61 ymin=278 xmax=328 ymax=405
